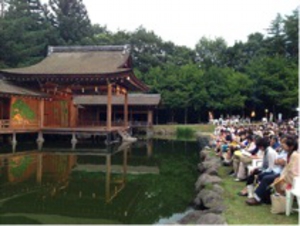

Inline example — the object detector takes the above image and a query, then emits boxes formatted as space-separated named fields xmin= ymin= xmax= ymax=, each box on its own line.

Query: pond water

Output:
xmin=0 ymin=138 xmax=199 ymax=224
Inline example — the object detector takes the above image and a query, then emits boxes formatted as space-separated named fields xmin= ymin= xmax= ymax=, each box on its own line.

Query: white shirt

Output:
xmin=272 ymin=150 xmax=288 ymax=175
xmin=262 ymin=147 xmax=278 ymax=173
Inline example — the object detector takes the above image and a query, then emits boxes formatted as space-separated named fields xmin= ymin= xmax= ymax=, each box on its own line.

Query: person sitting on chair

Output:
xmin=245 ymin=136 xmax=294 ymax=205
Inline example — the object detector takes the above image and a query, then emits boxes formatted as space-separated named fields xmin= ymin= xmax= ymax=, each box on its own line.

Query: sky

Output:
xmin=46 ymin=0 xmax=299 ymax=48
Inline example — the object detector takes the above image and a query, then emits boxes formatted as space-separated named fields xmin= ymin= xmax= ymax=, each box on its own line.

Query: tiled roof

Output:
xmin=1 ymin=45 xmax=131 ymax=75
xmin=0 ymin=80 xmax=47 ymax=97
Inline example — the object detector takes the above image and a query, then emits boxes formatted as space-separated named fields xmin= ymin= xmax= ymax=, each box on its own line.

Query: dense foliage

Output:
xmin=0 ymin=1 xmax=298 ymax=122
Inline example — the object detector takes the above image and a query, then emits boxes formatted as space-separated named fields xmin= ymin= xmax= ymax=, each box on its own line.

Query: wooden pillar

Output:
xmin=9 ymin=97 xmax=14 ymax=128
xmin=105 ymin=154 xmax=111 ymax=203
xmin=68 ymin=155 xmax=75 ymax=171
xmin=147 ymin=109 xmax=153 ymax=126
xmin=36 ymin=153 xmax=43 ymax=184
xmin=39 ymin=99 xmax=44 ymax=128
xmin=107 ymin=83 xmax=112 ymax=130
xmin=123 ymin=147 xmax=128 ymax=177
xmin=147 ymin=139 xmax=153 ymax=158
xmin=69 ymin=101 xmax=77 ymax=127
xmin=124 ymin=92 xmax=128 ymax=127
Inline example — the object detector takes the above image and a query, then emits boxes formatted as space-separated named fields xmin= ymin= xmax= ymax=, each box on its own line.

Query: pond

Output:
xmin=0 ymin=138 xmax=199 ymax=224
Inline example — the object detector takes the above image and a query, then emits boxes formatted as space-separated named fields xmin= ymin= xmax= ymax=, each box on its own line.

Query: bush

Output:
xmin=176 ymin=127 xmax=195 ymax=139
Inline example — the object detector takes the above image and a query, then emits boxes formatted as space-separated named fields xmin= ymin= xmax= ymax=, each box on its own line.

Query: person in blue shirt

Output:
xmin=270 ymin=135 xmax=280 ymax=151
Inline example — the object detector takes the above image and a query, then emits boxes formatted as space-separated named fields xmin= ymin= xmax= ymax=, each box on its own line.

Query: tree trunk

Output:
xmin=171 ymin=109 xmax=174 ymax=123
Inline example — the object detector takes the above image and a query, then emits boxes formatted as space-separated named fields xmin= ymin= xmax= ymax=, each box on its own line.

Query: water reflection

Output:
xmin=0 ymin=139 xmax=198 ymax=224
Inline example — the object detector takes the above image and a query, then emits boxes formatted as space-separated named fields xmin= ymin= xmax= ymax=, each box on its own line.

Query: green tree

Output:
xmin=226 ymin=33 xmax=267 ymax=72
xmin=0 ymin=0 xmax=49 ymax=67
xmin=195 ymin=37 xmax=227 ymax=69
xmin=246 ymin=55 xmax=298 ymax=117
xmin=202 ymin=66 xmax=251 ymax=115
xmin=48 ymin=0 xmax=92 ymax=44
xmin=265 ymin=13 xmax=285 ymax=56
xmin=283 ymin=9 xmax=298 ymax=61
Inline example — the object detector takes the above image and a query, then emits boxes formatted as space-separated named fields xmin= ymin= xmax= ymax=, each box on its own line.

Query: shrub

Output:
xmin=176 ymin=127 xmax=195 ymax=139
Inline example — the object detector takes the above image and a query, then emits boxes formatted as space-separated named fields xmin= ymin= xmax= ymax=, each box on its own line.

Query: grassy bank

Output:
xmin=153 ymin=124 xmax=215 ymax=134
xmin=219 ymin=161 xmax=299 ymax=224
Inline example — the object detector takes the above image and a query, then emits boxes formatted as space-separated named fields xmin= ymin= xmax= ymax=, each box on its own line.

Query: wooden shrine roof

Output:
xmin=0 ymin=80 xmax=47 ymax=98
xmin=73 ymin=94 xmax=161 ymax=106
xmin=0 ymin=45 xmax=149 ymax=92
xmin=2 ymin=46 xmax=131 ymax=75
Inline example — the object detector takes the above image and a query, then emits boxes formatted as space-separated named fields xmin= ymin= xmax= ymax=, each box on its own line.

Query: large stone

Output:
xmin=202 ymin=204 xmax=227 ymax=214
xmin=196 ymin=213 xmax=226 ymax=225
xmin=212 ymin=184 xmax=224 ymax=194
xmin=199 ymin=150 xmax=211 ymax=161
xmin=195 ymin=174 xmax=222 ymax=192
xmin=197 ymin=189 xmax=223 ymax=209
xmin=197 ymin=163 xmax=205 ymax=173
xmin=203 ymin=155 xmax=216 ymax=162
xmin=204 ymin=166 xmax=219 ymax=176
xmin=197 ymin=159 xmax=221 ymax=173
xmin=193 ymin=194 xmax=202 ymax=207
xmin=194 ymin=185 xmax=225 ymax=209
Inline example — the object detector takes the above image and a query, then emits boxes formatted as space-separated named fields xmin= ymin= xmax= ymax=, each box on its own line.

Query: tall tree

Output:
xmin=195 ymin=37 xmax=227 ymax=69
xmin=245 ymin=55 xmax=298 ymax=117
xmin=283 ymin=9 xmax=298 ymax=61
xmin=265 ymin=13 xmax=286 ymax=56
xmin=49 ymin=0 xmax=92 ymax=44
xmin=202 ymin=66 xmax=251 ymax=114
xmin=0 ymin=0 xmax=49 ymax=67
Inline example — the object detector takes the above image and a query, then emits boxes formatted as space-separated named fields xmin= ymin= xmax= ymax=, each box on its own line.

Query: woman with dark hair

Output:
xmin=270 ymin=135 xmax=280 ymax=151
xmin=237 ymin=136 xmax=277 ymax=197
xmin=245 ymin=135 xmax=298 ymax=205
xmin=272 ymin=135 xmax=299 ymax=194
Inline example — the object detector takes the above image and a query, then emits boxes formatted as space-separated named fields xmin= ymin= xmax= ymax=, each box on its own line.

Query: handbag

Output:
xmin=270 ymin=193 xmax=286 ymax=214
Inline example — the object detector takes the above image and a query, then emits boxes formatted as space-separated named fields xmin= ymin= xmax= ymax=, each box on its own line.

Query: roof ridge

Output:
xmin=48 ymin=45 xmax=131 ymax=55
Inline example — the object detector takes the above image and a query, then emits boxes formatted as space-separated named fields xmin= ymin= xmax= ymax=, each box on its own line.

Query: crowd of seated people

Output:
xmin=211 ymin=120 xmax=299 ymax=207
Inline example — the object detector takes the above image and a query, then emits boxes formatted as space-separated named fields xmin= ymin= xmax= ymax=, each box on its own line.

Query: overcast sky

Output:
xmin=47 ymin=0 xmax=299 ymax=48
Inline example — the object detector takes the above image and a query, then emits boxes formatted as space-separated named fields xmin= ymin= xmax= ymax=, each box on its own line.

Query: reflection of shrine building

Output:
xmin=0 ymin=140 xmax=157 ymax=223
xmin=0 ymin=151 xmax=76 ymax=185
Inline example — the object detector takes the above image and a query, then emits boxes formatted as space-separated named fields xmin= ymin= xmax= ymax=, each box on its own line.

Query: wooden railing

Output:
xmin=0 ymin=119 xmax=39 ymax=130
xmin=77 ymin=120 xmax=151 ymax=128
xmin=77 ymin=120 xmax=126 ymax=127
xmin=0 ymin=120 xmax=10 ymax=129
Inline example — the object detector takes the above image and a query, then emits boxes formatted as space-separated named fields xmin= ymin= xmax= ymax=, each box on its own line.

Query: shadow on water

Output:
xmin=0 ymin=138 xmax=199 ymax=224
